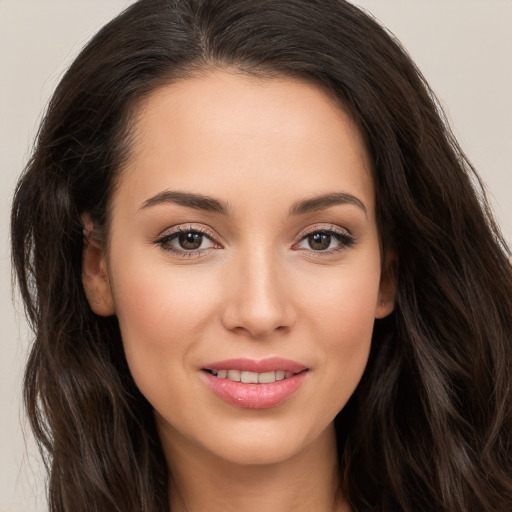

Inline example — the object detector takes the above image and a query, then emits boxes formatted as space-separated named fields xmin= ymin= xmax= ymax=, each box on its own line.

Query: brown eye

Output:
xmin=155 ymin=228 xmax=217 ymax=254
xmin=178 ymin=231 xmax=204 ymax=250
xmin=294 ymin=228 xmax=356 ymax=254
xmin=307 ymin=232 xmax=332 ymax=251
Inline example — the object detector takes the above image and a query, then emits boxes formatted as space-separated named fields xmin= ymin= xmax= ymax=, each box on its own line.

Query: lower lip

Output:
xmin=201 ymin=371 xmax=308 ymax=409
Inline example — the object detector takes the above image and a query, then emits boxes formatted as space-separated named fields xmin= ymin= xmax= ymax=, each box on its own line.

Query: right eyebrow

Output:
xmin=289 ymin=192 xmax=367 ymax=217
xmin=139 ymin=190 xmax=230 ymax=215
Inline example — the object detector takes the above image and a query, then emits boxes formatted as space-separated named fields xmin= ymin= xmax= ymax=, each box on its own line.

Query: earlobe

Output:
xmin=81 ymin=214 xmax=115 ymax=317
xmin=375 ymin=250 xmax=397 ymax=319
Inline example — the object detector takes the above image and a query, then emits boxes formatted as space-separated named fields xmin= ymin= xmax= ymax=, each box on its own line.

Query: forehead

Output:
xmin=115 ymin=70 xmax=374 ymax=217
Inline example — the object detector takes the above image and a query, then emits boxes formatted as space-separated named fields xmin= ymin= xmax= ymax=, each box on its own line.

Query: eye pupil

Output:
xmin=308 ymin=232 xmax=331 ymax=250
xmin=179 ymin=232 xmax=203 ymax=250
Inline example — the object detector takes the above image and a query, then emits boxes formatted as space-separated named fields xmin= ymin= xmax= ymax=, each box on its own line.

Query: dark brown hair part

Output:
xmin=11 ymin=1 xmax=512 ymax=511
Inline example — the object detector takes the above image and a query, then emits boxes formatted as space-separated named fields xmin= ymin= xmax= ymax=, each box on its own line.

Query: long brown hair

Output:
xmin=11 ymin=1 xmax=512 ymax=510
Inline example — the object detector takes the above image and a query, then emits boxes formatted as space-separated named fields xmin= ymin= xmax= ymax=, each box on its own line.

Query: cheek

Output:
xmin=109 ymin=254 xmax=221 ymax=385
xmin=298 ymin=252 xmax=381 ymax=342
xmin=319 ymin=284 xmax=377 ymax=377
xmin=113 ymin=253 xmax=215 ymax=329
xmin=322 ymin=276 xmax=378 ymax=349
xmin=296 ymin=257 xmax=381 ymax=407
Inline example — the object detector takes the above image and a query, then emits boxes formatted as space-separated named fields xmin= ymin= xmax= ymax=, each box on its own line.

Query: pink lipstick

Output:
xmin=201 ymin=357 xmax=309 ymax=409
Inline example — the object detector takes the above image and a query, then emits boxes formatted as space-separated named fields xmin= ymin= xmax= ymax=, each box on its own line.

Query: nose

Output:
xmin=220 ymin=248 xmax=296 ymax=339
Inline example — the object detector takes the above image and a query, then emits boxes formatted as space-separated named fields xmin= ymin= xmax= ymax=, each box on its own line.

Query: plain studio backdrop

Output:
xmin=1 ymin=1 xmax=510 ymax=511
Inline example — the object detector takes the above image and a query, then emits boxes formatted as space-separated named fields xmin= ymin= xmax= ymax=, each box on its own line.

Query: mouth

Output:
xmin=203 ymin=368 xmax=300 ymax=383
xmin=201 ymin=358 xmax=309 ymax=409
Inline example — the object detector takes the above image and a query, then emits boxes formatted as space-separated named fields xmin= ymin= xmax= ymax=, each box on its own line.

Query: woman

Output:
xmin=11 ymin=0 xmax=512 ymax=511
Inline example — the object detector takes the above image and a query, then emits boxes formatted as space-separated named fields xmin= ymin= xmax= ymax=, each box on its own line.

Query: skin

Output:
xmin=82 ymin=70 xmax=395 ymax=512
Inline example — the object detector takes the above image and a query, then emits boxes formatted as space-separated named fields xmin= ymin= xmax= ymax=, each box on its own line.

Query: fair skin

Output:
xmin=82 ymin=70 xmax=395 ymax=512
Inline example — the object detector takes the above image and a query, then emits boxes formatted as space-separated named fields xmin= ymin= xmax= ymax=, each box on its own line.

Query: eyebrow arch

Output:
xmin=289 ymin=192 xmax=367 ymax=217
xmin=139 ymin=190 xmax=230 ymax=215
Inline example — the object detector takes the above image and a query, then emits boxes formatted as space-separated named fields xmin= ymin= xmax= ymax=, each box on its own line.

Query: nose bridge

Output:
xmin=221 ymin=243 xmax=294 ymax=337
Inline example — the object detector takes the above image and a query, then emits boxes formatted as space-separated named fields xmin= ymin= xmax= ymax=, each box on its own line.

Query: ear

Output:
xmin=81 ymin=214 xmax=115 ymax=316
xmin=375 ymin=250 xmax=397 ymax=319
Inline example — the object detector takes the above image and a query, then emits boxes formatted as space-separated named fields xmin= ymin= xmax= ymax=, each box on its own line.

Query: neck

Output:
xmin=158 ymin=421 xmax=350 ymax=512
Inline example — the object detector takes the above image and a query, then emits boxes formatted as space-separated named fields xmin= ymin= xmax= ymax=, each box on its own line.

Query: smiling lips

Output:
xmin=202 ymin=358 xmax=309 ymax=409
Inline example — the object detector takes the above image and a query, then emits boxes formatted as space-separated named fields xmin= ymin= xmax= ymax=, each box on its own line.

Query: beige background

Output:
xmin=1 ymin=1 xmax=510 ymax=510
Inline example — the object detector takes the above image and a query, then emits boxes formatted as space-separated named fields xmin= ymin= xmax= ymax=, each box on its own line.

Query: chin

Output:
xmin=197 ymin=417 xmax=333 ymax=467
xmin=215 ymin=440 xmax=299 ymax=466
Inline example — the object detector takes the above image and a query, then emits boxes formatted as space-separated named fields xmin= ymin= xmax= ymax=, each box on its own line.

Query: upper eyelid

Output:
xmin=157 ymin=224 xmax=218 ymax=241
xmin=295 ymin=223 xmax=352 ymax=240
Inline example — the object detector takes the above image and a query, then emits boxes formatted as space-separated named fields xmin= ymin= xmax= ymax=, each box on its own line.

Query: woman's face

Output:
xmin=83 ymin=70 xmax=395 ymax=466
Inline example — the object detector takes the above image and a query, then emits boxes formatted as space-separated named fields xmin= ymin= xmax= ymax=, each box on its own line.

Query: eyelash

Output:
xmin=154 ymin=224 xmax=356 ymax=258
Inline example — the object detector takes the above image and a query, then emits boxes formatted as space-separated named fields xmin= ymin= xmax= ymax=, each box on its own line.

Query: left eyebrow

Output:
xmin=289 ymin=192 xmax=367 ymax=217
xmin=139 ymin=190 xmax=230 ymax=215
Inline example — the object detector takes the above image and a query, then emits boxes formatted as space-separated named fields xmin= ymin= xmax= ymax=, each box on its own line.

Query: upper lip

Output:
xmin=203 ymin=357 xmax=308 ymax=374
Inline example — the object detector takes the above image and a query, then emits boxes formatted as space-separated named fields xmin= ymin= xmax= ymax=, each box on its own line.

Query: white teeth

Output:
xmin=210 ymin=369 xmax=296 ymax=383
xmin=227 ymin=369 xmax=241 ymax=381
xmin=241 ymin=371 xmax=259 ymax=384
xmin=258 ymin=371 xmax=276 ymax=384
